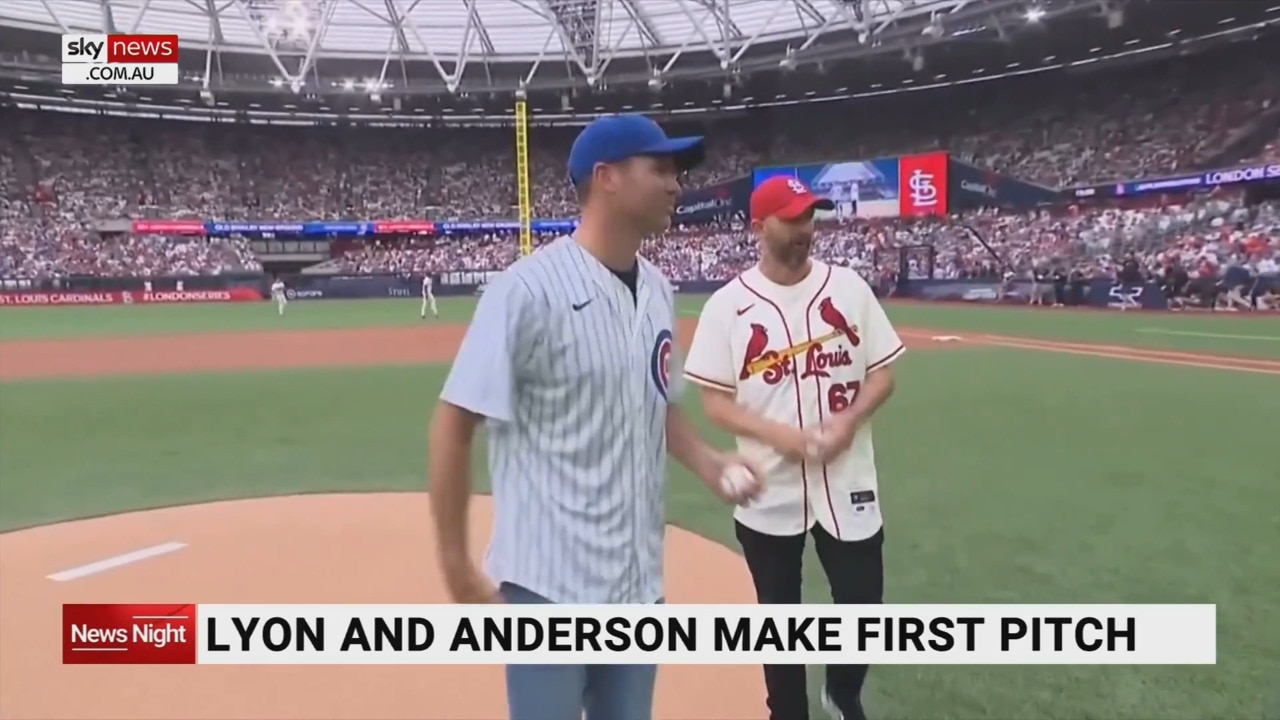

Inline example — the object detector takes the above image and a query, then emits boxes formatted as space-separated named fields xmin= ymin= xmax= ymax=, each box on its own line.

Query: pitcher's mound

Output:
xmin=0 ymin=493 xmax=765 ymax=719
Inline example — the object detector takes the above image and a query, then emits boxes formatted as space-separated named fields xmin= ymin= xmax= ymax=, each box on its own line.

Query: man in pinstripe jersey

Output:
xmin=683 ymin=177 xmax=905 ymax=720
xmin=427 ymin=114 xmax=764 ymax=720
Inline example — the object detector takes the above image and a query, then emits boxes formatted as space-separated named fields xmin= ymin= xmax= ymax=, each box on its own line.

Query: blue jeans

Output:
xmin=500 ymin=582 xmax=658 ymax=720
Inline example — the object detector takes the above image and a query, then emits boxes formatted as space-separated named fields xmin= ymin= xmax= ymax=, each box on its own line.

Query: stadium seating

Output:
xmin=322 ymin=196 xmax=1279 ymax=283
xmin=0 ymin=41 xmax=1276 ymax=282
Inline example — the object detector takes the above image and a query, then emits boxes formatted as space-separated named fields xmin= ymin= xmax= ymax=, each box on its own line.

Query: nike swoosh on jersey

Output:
xmin=736 ymin=304 xmax=755 ymax=316
xmin=572 ymin=299 xmax=593 ymax=311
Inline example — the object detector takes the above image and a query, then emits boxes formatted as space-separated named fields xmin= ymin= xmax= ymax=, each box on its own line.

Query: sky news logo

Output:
xmin=62 ymin=33 xmax=179 ymax=63
xmin=61 ymin=33 xmax=180 ymax=85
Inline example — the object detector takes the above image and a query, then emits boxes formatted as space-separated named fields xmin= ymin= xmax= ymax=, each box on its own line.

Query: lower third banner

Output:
xmin=62 ymin=603 xmax=1216 ymax=666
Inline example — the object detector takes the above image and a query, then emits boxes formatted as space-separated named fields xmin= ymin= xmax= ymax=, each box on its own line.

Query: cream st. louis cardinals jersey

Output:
xmin=683 ymin=260 xmax=905 ymax=540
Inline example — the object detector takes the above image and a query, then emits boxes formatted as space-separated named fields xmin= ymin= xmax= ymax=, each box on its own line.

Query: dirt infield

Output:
xmin=0 ymin=325 xmax=470 ymax=380
xmin=0 ymin=317 xmax=940 ymax=381
xmin=0 ymin=494 xmax=763 ymax=719
xmin=1 ymin=318 xmax=1271 ymax=381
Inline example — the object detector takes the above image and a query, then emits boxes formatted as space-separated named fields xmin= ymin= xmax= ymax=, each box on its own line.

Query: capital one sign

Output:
xmin=898 ymin=152 xmax=949 ymax=217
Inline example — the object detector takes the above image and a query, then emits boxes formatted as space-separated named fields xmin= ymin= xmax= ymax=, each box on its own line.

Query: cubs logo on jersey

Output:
xmin=738 ymin=297 xmax=859 ymax=385
xmin=650 ymin=329 xmax=673 ymax=401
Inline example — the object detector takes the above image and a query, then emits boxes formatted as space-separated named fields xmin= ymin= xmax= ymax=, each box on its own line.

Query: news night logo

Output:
xmin=63 ymin=604 xmax=197 ymax=664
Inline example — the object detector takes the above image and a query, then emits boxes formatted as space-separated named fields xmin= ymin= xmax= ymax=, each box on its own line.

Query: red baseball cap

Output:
xmin=750 ymin=176 xmax=835 ymax=221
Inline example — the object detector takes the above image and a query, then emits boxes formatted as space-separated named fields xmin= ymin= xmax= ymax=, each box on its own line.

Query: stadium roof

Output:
xmin=3 ymin=0 xmax=1275 ymax=109
xmin=4 ymin=0 xmax=972 ymax=85
xmin=5 ymin=0 xmax=949 ymax=57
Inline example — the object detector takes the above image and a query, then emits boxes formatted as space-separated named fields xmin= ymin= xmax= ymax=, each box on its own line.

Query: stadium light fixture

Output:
xmin=647 ymin=67 xmax=665 ymax=90
xmin=1025 ymin=7 xmax=1045 ymax=23
xmin=778 ymin=46 xmax=797 ymax=69
xmin=341 ymin=78 xmax=355 ymax=90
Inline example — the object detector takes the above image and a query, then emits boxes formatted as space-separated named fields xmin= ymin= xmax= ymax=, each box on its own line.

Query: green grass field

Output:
xmin=1 ymin=298 xmax=1278 ymax=720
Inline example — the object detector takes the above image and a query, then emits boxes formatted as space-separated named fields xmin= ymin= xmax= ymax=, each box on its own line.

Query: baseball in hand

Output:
xmin=720 ymin=464 xmax=756 ymax=503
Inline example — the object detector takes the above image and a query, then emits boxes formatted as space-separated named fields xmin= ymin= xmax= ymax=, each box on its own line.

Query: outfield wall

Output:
xmin=0 ymin=288 xmax=263 ymax=307
xmin=2 ymin=272 xmax=1274 ymax=311
xmin=279 ymin=274 xmax=1274 ymax=312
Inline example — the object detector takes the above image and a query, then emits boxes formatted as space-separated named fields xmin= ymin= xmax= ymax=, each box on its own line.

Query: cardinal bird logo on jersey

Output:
xmin=818 ymin=297 xmax=860 ymax=346
xmin=739 ymin=300 xmax=857 ymax=386
xmin=739 ymin=323 xmax=771 ymax=381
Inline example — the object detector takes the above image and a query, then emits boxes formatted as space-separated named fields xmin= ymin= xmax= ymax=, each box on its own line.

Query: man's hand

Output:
xmin=702 ymin=452 xmax=767 ymax=507
xmin=440 ymin=556 xmax=501 ymax=604
xmin=763 ymin=423 xmax=828 ymax=463
xmin=811 ymin=366 xmax=897 ymax=463
xmin=810 ymin=412 xmax=861 ymax=464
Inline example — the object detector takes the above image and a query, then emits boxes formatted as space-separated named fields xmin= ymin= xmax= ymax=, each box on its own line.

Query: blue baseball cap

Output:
xmin=567 ymin=114 xmax=705 ymax=187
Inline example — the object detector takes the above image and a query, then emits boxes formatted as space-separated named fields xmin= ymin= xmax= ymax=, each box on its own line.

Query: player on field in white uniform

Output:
xmin=427 ymin=113 xmax=763 ymax=720
xmin=420 ymin=274 xmax=437 ymax=318
xmin=832 ymin=180 xmax=858 ymax=221
xmin=270 ymin=278 xmax=287 ymax=316
xmin=684 ymin=176 xmax=905 ymax=720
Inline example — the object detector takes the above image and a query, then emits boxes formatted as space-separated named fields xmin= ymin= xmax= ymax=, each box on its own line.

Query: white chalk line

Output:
xmin=46 ymin=541 xmax=187 ymax=582
xmin=1137 ymin=328 xmax=1280 ymax=342
xmin=977 ymin=338 xmax=1280 ymax=376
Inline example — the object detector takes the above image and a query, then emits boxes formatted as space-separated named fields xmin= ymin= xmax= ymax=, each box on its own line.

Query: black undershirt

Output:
xmin=609 ymin=262 xmax=639 ymax=303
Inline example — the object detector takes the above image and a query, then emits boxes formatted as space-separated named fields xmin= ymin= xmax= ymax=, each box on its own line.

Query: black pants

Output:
xmin=736 ymin=521 xmax=884 ymax=720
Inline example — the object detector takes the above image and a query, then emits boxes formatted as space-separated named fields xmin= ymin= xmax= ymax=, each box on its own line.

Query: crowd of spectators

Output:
xmin=0 ymin=40 xmax=1277 ymax=281
xmin=0 ymin=230 xmax=261 ymax=280
xmin=326 ymin=193 xmax=1278 ymax=290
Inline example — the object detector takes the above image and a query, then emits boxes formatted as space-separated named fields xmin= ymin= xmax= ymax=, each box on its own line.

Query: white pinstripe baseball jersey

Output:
xmin=683 ymin=260 xmax=904 ymax=541
xmin=439 ymin=235 xmax=680 ymax=604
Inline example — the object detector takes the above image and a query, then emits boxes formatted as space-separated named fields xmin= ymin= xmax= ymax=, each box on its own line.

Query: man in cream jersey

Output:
xmin=682 ymin=176 xmax=905 ymax=720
